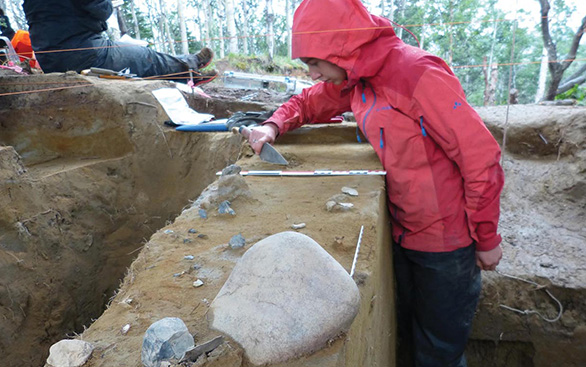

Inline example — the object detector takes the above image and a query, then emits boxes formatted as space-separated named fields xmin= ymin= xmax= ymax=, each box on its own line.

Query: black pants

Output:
xmin=393 ymin=242 xmax=481 ymax=367
xmin=36 ymin=34 xmax=192 ymax=79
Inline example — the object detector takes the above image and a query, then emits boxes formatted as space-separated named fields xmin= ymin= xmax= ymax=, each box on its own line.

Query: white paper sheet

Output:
xmin=151 ymin=88 xmax=214 ymax=125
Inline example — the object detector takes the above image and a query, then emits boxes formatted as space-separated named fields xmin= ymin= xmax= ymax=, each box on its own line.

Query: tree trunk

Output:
xmin=146 ymin=0 xmax=163 ymax=52
xmin=240 ymin=0 xmax=250 ymax=54
xmin=266 ymin=0 xmax=275 ymax=60
xmin=116 ymin=7 xmax=129 ymax=36
xmin=216 ymin=7 xmax=225 ymax=58
xmin=198 ymin=6 xmax=205 ymax=47
xmin=535 ymin=47 xmax=548 ymax=103
xmin=225 ymin=0 xmax=238 ymax=54
xmin=286 ymin=0 xmax=292 ymax=58
xmin=558 ymin=63 xmax=586 ymax=94
xmin=158 ymin=0 xmax=176 ymax=55
xmin=487 ymin=14 xmax=498 ymax=69
xmin=130 ymin=0 xmax=141 ymax=40
xmin=395 ymin=0 xmax=405 ymax=38
xmin=447 ymin=0 xmax=454 ymax=65
xmin=203 ymin=0 xmax=213 ymax=50
xmin=9 ymin=0 xmax=25 ymax=29
xmin=539 ymin=0 xmax=586 ymax=99
xmin=483 ymin=57 xmax=498 ymax=106
xmin=177 ymin=0 xmax=189 ymax=54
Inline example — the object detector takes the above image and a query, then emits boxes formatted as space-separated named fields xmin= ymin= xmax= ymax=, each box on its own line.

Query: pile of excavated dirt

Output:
xmin=1 ymin=71 xmax=585 ymax=367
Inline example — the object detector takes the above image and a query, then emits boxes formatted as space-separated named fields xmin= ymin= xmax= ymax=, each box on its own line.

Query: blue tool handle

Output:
xmin=176 ymin=123 xmax=228 ymax=132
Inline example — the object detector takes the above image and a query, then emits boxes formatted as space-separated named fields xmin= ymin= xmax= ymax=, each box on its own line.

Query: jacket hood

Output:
xmin=292 ymin=0 xmax=399 ymax=85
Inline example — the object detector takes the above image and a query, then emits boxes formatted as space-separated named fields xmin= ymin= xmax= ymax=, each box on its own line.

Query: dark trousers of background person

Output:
xmin=35 ymin=34 xmax=194 ymax=80
xmin=393 ymin=242 xmax=481 ymax=367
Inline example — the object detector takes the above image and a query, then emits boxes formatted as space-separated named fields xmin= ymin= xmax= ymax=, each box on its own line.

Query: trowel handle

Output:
xmin=233 ymin=125 xmax=252 ymax=140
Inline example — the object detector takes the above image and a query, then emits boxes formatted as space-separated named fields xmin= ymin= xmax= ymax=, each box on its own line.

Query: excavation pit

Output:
xmin=1 ymin=74 xmax=585 ymax=367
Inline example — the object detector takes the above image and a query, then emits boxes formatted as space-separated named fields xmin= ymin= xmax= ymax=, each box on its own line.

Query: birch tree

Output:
xmin=177 ymin=0 xmax=189 ymax=54
xmin=145 ymin=0 xmax=164 ymax=52
xmin=225 ymin=0 xmax=238 ymax=54
xmin=394 ymin=0 xmax=406 ymax=38
xmin=286 ymin=0 xmax=292 ymax=58
xmin=483 ymin=3 xmax=499 ymax=105
xmin=203 ymin=0 xmax=213 ymax=49
xmin=216 ymin=6 xmax=225 ymax=58
xmin=158 ymin=0 xmax=176 ymax=55
xmin=129 ymin=0 xmax=142 ymax=40
xmin=483 ymin=57 xmax=498 ymax=105
xmin=535 ymin=47 xmax=548 ymax=102
xmin=8 ymin=0 xmax=24 ymax=29
xmin=240 ymin=0 xmax=250 ymax=54
xmin=266 ymin=0 xmax=275 ymax=60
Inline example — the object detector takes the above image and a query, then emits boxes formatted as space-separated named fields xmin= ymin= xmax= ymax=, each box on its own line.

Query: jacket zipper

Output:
xmin=398 ymin=229 xmax=406 ymax=246
xmin=419 ymin=116 xmax=427 ymax=137
xmin=360 ymin=80 xmax=376 ymax=144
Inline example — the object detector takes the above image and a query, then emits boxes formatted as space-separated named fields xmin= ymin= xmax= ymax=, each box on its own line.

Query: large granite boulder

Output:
xmin=209 ymin=231 xmax=360 ymax=365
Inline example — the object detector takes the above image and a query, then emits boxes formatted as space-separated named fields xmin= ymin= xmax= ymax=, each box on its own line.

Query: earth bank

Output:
xmin=0 ymin=73 xmax=585 ymax=366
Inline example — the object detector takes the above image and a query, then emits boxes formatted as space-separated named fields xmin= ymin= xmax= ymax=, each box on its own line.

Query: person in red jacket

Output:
xmin=248 ymin=0 xmax=504 ymax=365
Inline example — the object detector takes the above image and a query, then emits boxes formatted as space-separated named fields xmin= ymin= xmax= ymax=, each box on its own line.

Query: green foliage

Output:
xmin=115 ymin=0 xmax=585 ymax=105
xmin=555 ymin=84 xmax=586 ymax=105
xmin=120 ymin=3 xmax=153 ymax=42
xmin=222 ymin=53 xmax=306 ymax=75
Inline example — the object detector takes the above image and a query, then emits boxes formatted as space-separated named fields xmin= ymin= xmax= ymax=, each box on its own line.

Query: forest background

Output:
xmin=1 ymin=0 xmax=585 ymax=106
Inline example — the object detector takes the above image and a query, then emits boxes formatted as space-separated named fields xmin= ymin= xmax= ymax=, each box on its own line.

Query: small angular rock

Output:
xmin=46 ymin=339 xmax=94 ymax=367
xmin=341 ymin=187 xmax=358 ymax=196
xmin=141 ymin=317 xmax=194 ymax=367
xmin=121 ymin=324 xmax=131 ymax=335
xmin=325 ymin=201 xmax=354 ymax=212
xmin=221 ymin=164 xmax=242 ymax=176
xmin=181 ymin=336 xmax=225 ymax=362
xmin=229 ymin=233 xmax=246 ymax=249
xmin=218 ymin=201 xmax=236 ymax=216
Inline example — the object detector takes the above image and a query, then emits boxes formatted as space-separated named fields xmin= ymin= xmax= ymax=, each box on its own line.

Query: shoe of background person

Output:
xmin=194 ymin=47 xmax=214 ymax=69
xmin=192 ymin=69 xmax=218 ymax=86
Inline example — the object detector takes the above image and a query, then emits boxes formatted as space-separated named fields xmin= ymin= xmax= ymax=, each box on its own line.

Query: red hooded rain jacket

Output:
xmin=267 ymin=0 xmax=505 ymax=253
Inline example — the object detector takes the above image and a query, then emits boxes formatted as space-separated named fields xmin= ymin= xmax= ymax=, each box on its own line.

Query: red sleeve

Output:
xmin=413 ymin=67 xmax=504 ymax=251
xmin=265 ymin=81 xmax=352 ymax=134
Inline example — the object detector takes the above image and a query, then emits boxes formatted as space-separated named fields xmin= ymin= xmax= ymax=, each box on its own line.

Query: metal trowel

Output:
xmin=233 ymin=126 xmax=288 ymax=165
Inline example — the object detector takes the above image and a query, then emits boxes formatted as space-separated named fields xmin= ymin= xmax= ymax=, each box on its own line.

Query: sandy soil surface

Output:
xmin=1 ymin=70 xmax=585 ymax=366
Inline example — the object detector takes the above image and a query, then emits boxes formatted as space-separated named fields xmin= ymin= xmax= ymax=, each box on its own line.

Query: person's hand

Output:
xmin=248 ymin=123 xmax=278 ymax=155
xmin=112 ymin=0 xmax=124 ymax=8
xmin=476 ymin=245 xmax=502 ymax=271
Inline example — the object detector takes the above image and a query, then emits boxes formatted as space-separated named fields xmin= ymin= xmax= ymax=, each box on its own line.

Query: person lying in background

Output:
xmin=22 ymin=0 xmax=216 ymax=84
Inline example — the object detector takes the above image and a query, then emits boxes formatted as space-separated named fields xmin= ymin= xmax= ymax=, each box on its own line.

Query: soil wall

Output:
xmin=0 ymin=74 xmax=245 ymax=366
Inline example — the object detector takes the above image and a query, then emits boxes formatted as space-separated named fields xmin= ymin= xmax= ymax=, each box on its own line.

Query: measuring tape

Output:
xmin=216 ymin=170 xmax=387 ymax=176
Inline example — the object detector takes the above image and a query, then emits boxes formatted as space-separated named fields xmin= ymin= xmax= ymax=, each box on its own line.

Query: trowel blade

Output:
xmin=260 ymin=142 xmax=288 ymax=165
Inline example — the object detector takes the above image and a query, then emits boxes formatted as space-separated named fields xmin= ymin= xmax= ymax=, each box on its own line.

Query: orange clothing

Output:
xmin=11 ymin=30 xmax=38 ymax=68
